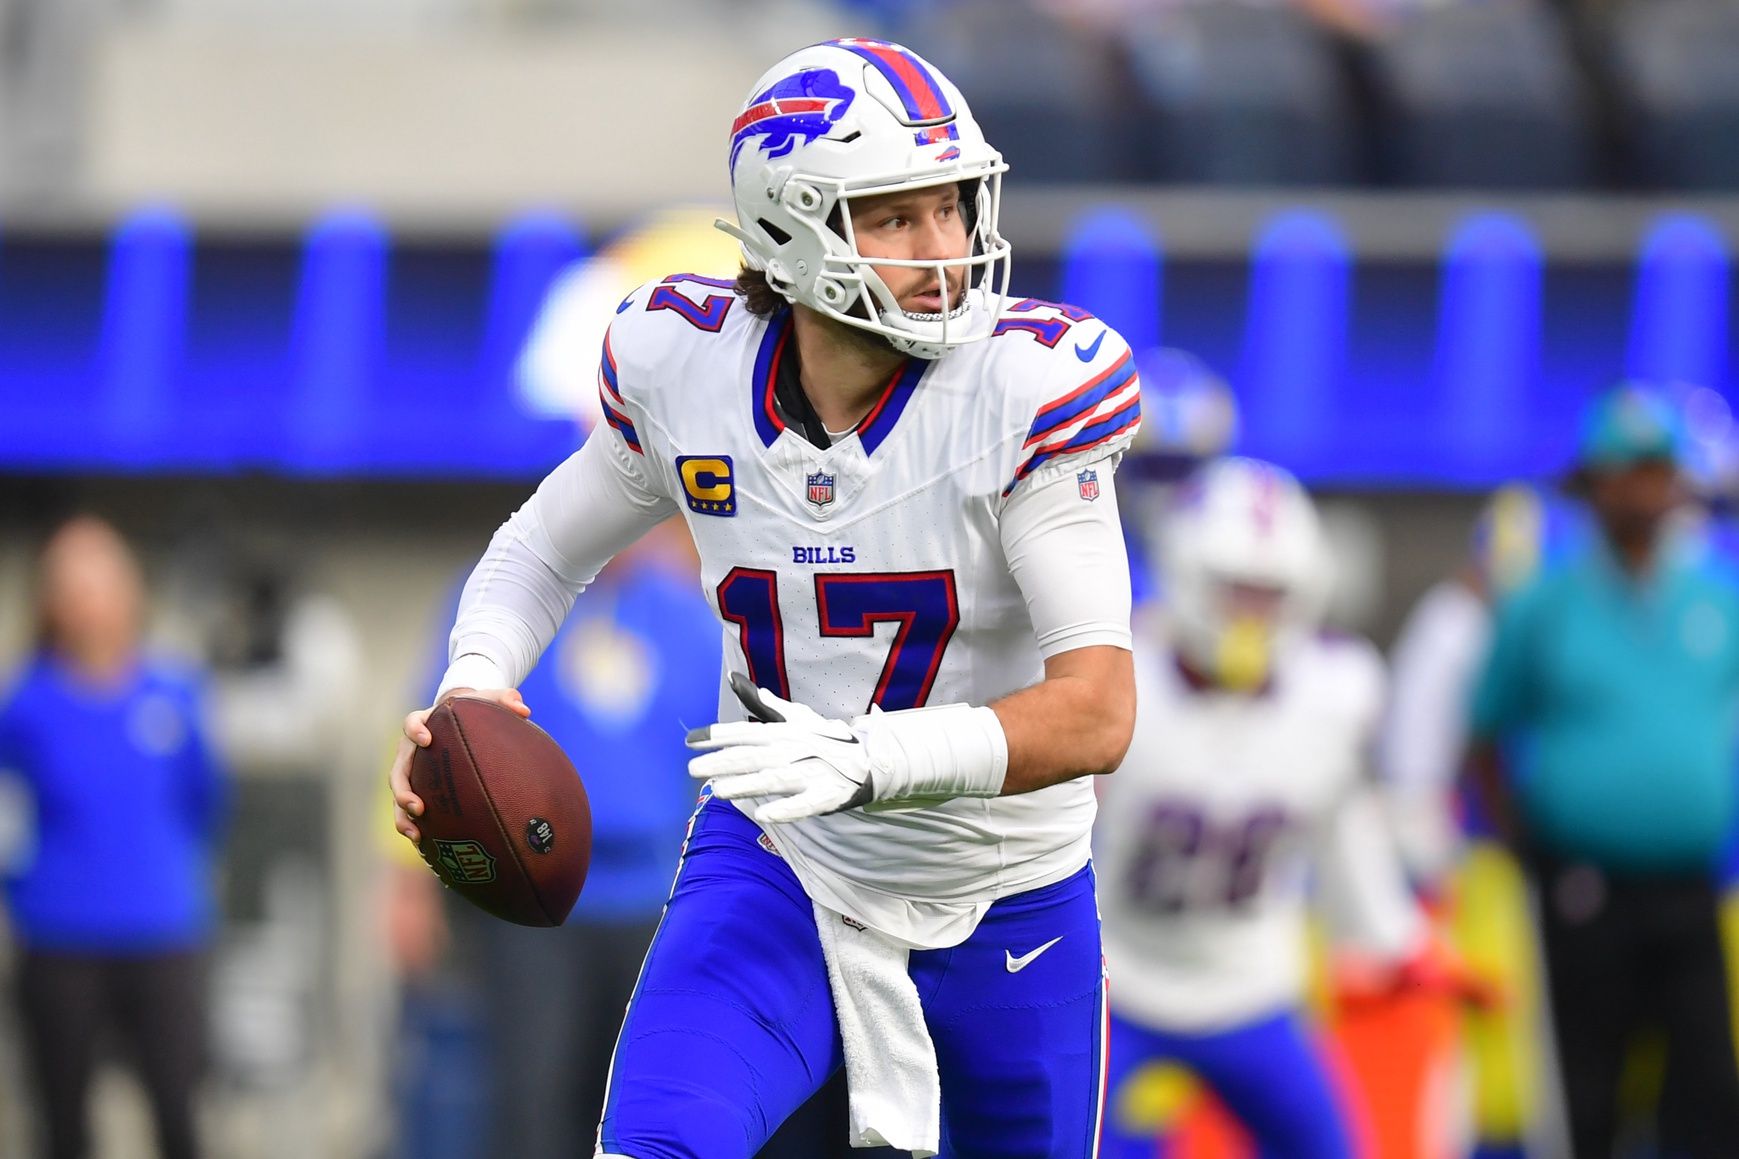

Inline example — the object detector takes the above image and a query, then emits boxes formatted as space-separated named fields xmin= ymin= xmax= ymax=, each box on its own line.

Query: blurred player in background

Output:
xmin=0 ymin=516 xmax=230 ymax=1159
xmin=391 ymin=37 xmax=1142 ymax=1159
xmin=1376 ymin=483 xmax=1563 ymax=1159
xmin=1468 ymin=385 xmax=1739 ymax=1157
xmin=1096 ymin=458 xmax=1478 ymax=1159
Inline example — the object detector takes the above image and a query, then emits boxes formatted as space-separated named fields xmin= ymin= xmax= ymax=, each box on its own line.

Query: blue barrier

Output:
xmin=1433 ymin=213 xmax=1543 ymax=480
xmin=0 ymin=206 xmax=1731 ymax=484
xmin=286 ymin=209 xmax=386 ymax=472
xmin=1627 ymin=213 xmax=1729 ymax=392
xmin=1059 ymin=208 xmax=1162 ymax=353
xmin=1238 ymin=210 xmax=1350 ymax=466
xmin=97 ymin=207 xmax=191 ymax=466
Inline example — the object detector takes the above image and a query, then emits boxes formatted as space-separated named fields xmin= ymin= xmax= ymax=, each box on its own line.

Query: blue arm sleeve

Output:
xmin=180 ymin=683 xmax=231 ymax=846
xmin=1469 ymin=580 xmax=1543 ymax=741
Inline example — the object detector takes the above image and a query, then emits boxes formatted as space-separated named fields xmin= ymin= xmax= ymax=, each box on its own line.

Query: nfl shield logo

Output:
xmin=807 ymin=471 xmax=836 ymax=507
xmin=432 ymin=839 xmax=497 ymax=885
xmin=1077 ymin=468 xmax=1101 ymax=502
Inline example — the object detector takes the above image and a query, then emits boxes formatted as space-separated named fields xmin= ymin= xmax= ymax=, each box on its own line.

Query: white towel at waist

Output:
xmin=812 ymin=900 xmax=941 ymax=1157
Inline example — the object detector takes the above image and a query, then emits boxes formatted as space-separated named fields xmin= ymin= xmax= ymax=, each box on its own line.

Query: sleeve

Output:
xmin=1315 ymin=784 xmax=1428 ymax=960
xmin=1000 ymin=461 xmax=1134 ymax=658
xmin=1312 ymin=641 xmax=1425 ymax=956
xmin=177 ymin=678 xmax=231 ymax=847
xmin=1377 ymin=586 xmax=1489 ymax=881
xmin=0 ymin=684 xmax=35 ymax=875
xmin=1002 ymin=323 xmax=1142 ymax=499
xmin=443 ymin=423 xmax=678 ymax=695
xmin=1468 ymin=579 xmax=1544 ymax=741
xmin=1379 ymin=585 xmax=1489 ymax=795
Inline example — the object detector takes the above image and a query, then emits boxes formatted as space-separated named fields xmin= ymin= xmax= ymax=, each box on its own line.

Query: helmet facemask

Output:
xmin=728 ymin=166 xmax=1012 ymax=360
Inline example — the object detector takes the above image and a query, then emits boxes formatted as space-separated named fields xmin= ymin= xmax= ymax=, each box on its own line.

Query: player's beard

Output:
xmin=825 ymin=304 xmax=909 ymax=362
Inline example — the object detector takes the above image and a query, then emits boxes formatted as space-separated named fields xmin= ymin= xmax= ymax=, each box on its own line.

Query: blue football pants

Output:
xmin=1100 ymin=1006 xmax=1353 ymax=1159
xmin=598 ymin=796 xmax=1108 ymax=1158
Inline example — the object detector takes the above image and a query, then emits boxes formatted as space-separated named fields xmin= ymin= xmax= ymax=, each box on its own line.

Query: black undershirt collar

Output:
xmin=772 ymin=331 xmax=833 ymax=450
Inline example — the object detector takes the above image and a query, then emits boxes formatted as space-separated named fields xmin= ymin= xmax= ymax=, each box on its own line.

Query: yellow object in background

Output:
xmin=517 ymin=207 xmax=741 ymax=428
xmin=1449 ymin=843 xmax=1543 ymax=1145
xmin=1214 ymin=617 xmax=1272 ymax=693
xmin=1111 ymin=1059 xmax=1203 ymax=1137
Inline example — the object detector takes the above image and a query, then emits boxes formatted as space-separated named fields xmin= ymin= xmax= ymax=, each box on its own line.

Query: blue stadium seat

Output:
xmin=1608 ymin=0 xmax=1739 ymax=190
xmin=1370 ymin=1 xmax=1594 ymax=189
xmin=910 ymin=2 xmax=1121 ymax=183
xmin=1120 ymin=2 xmax=1355 ymax=186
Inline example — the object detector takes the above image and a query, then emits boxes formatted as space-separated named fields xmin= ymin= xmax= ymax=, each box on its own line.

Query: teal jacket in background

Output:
xmin=1471 ymin=534 xmax=1739 ymax=872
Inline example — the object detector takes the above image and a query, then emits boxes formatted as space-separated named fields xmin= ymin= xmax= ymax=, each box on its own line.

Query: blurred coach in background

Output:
xmin=1467 ymin=386 xmax=1739 ymax=1157
xmin=0 ymin=516 xmax=230 ymax=1159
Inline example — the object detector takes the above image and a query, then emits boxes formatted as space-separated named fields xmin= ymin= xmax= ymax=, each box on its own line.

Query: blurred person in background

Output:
xmin=1467 ymin=384 xmax=1739 ymax=1157
xmin=0 ymin=515 xmax=230 ymax=1159
xmin=395 ymin=518 xmax=720 ymax=1159
xmin=1384 ymin=484 xmax=1555 ymax=890
xmin=1096 ymin=458 xmax=1480 ymax=1159
xmin=1377 ymin=483 xmax=1567 ymax=1159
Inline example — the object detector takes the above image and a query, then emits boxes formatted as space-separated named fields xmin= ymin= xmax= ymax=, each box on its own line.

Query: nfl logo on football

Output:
xmin=1076 ymin=469 xmax=1100 ymax=502
xmin=807 ymin=471 xmax=836 ymax=507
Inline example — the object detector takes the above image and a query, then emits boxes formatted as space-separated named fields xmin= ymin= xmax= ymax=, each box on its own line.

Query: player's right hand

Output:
xmin=389 ymin=687 xmax=531 ymax=846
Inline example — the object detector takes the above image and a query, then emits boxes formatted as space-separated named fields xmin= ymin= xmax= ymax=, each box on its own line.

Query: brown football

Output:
xmin=409 ymin=696 xmax=591 ymax=926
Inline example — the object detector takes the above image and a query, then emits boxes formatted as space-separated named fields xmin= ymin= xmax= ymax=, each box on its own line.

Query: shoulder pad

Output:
xmin=1308 ymin=632 xmax=1386 ymax=726
xmin=599 ymin=273 xmax=751 ymax=451
xmin=988 ymin=299 xmax=1141 ymax=496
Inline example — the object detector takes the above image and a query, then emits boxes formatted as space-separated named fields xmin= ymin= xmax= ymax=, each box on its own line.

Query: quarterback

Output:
xmin=389 ymin=38 xmax=1141 ymax=1159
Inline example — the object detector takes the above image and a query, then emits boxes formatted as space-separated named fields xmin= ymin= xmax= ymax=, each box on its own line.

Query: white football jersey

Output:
xmin=599 ymin=275 xmax=1141 ymax=947
xmin=1379 ymin=578 xmax=1492 ymax=884
xmin=1096 ymin=634 xmax=1423 ymax=1032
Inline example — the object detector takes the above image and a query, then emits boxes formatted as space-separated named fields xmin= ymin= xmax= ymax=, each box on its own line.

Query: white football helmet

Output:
xmin=1159 ymin=457 xmax=1329 ymax=691
xmin=718 ymin=38 xmax=1012 ymax=359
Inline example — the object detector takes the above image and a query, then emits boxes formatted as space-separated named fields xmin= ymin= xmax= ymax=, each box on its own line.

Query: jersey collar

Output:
xmin=750 ymin=308 xmax=927 ymax=455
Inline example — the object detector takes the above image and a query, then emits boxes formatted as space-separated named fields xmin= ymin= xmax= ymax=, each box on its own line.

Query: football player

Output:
xmin=389 ymin=38 xmax=1141 ymax=1159
xmin=1096 ymin=458 xmax=1458 ymax=1158
xmin=1377 ymin=482 xmax=1561 ymax=1159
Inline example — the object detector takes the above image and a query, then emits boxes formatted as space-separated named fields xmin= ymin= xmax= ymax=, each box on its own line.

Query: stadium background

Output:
xmin=1 ymin=0 xmax=1737 ymax=1155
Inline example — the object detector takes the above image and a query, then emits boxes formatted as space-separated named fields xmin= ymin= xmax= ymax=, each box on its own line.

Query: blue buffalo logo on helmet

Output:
xmin=729 ymin=68 xmax=856 ymax=168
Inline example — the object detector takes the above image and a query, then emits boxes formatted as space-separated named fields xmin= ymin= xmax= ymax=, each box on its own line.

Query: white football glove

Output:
xmin=686 ymin=674 xmax=1009 ymax=825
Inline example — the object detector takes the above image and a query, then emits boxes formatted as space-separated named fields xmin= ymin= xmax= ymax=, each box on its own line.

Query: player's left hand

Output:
xmin=686 ymin=674 xmax=883 ymax=824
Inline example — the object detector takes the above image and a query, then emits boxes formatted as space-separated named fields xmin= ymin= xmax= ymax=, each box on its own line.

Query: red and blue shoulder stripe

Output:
xmin=597 ymin=326 xmax=642 ymax=454
xmin=1004 ymin=351 xmax=1141 ymax=495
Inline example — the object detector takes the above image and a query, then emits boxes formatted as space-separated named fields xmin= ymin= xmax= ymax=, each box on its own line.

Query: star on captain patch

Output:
xmin=1077 ymin=468 xmax=1100 ymax=501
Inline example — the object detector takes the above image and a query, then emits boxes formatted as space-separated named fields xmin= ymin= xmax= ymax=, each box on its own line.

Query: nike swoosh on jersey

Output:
xmin=1005 ymin=936 xmax=1064 ymax=972
xmin=1074 ymin=331 xmax=1106 ymax=362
